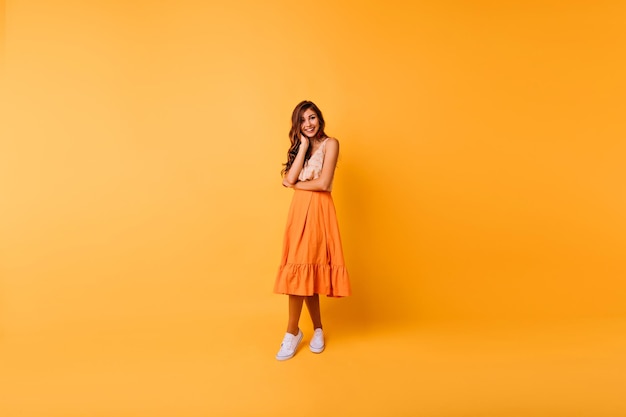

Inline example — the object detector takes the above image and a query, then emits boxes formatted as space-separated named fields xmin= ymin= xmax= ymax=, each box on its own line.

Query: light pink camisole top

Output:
xmin=298 ymin=138 xmax=329 ymax=182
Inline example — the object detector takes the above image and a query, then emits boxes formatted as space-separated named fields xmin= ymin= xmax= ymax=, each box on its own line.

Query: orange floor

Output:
xmin=1 ymin=296 xmax=625 ymax=417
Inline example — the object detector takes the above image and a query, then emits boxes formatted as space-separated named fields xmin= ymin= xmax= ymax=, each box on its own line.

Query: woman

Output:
xmin=274 ymin=100 xmax=351 ymax=361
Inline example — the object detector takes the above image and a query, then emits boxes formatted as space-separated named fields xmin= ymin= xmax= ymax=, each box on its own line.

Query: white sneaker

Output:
xmin=309 ymin=328 xmax=325 ymax=353
xmin=276 ymin=329 xmax=303 ymax=361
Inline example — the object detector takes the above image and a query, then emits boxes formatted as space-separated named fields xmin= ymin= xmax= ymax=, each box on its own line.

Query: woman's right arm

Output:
xmin=282 ymin=136 xmax=308 ymax=187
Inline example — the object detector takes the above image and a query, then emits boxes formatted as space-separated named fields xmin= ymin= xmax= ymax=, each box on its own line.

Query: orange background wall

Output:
xmin=1 ymin=1 xmax=625 ymax=416
xmin=3 ymin=0 xmax=625 ymax=329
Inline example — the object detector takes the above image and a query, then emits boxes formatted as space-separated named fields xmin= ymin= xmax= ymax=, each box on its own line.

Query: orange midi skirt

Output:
xmin=274 ymin=190 xmax=351 ymax=297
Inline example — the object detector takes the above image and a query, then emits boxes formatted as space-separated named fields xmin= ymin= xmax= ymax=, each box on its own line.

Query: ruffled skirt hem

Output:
xmin=274 ymin=263 xmax=351 ymax=297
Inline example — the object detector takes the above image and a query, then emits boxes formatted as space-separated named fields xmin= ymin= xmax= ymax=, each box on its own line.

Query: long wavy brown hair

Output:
xmin=281 ymin=100 xmax=328 ymax=176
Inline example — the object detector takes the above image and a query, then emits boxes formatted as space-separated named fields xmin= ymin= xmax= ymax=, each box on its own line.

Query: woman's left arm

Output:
xmin=293 ymin=138 xmax=339 ymax=192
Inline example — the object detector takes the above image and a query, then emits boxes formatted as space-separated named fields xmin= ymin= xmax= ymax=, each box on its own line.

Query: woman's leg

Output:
xmin=305 ymin=294 xmax=323 ymax=330
xmin=287 ymin=295 xmax=305 ymax=335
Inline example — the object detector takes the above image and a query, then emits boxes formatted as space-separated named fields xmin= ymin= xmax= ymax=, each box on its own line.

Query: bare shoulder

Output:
xmin=323 ymin=137 xmax=339 ymax=160
xmin=325 ymin=137 xmax=339 ymax=147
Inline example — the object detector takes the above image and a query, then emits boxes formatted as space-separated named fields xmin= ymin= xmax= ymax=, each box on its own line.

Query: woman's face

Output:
xmin=300 ymin=108 xmax=320 ymax=139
